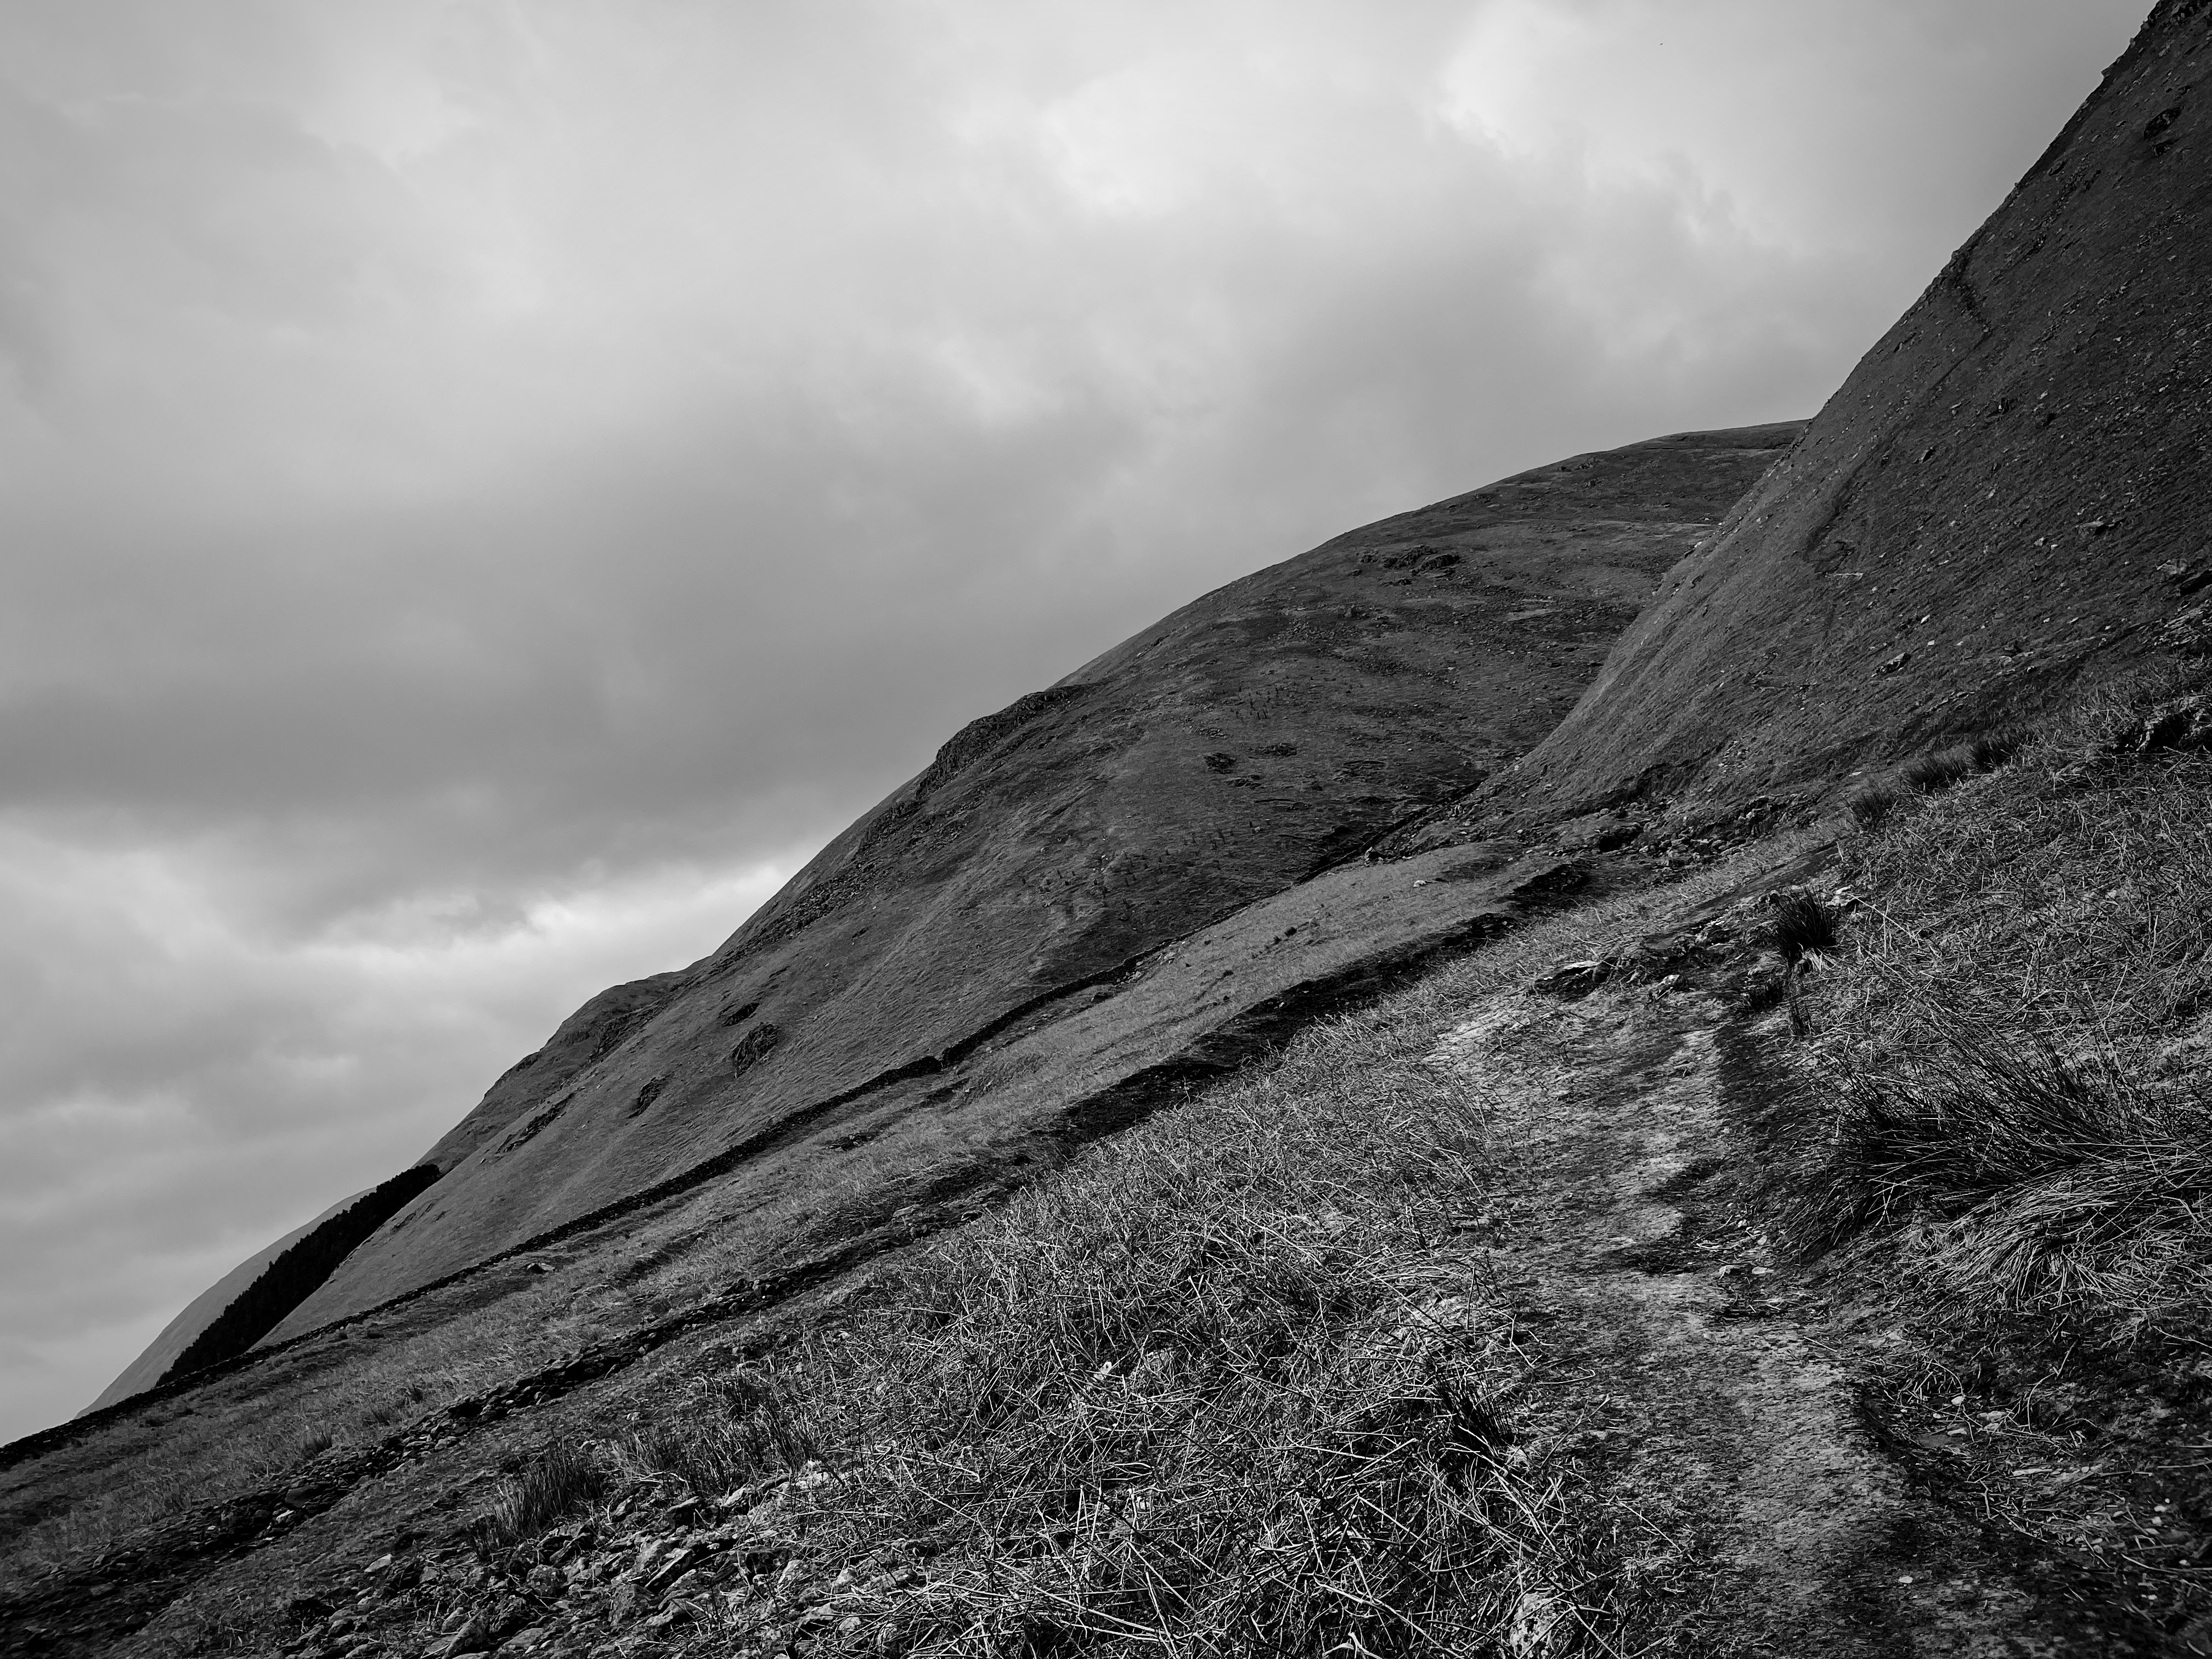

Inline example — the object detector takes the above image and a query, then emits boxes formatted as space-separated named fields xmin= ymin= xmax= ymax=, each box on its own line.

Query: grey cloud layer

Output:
xmin=0 ymin=0 xmax=2148 ymax=1440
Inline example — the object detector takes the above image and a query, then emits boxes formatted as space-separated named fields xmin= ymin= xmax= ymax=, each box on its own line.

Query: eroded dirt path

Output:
xmin=1436 ymin=988 xmax=2068 ymax=1656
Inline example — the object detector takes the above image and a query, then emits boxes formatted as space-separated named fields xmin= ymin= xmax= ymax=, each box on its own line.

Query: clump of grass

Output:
xmin=1788 ymin=1015 xmax=2212 ymax=1274
xmin=1759 ymin=891 xmax=1842 ymax=1033
xmin=1966 ymin=727 xmax=2024 ymax=770
xmin=1840 ymin=778 xmax=1900 ymax=830
xmin=1833 ymin=1032 xmax=2150 ymax=1225
xmin=611 ymin=1371 xmax=817 ymax=1500
xmin=483 ymin=1438 xmax=609 ymax=1547
xmin=1786 ymin=1020 xmax=2212 ymax=1333
xmin=1895 ymin=744 xmax=1976 ymax=794
xmin=1840 ymin=727 xmax=2019 ymax=834
xmin=1766 ymin=892 xmax=1839 ymax=964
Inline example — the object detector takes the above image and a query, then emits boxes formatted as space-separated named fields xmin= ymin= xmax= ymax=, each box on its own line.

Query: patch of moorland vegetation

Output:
xmin=2 ymin=1369 xmax=477 ymax=1596
xmin=769 ymin=1034 xmax=1573 ymax=1656
xmin=3 ymin=842 xmax=1791 ymax=1630
xmin=459 ymin=855 xmax=1814 ymax=1659
xmin=479 ymin=1439 xmax=612 ymax=1550
xmin=1836 ymin=727 xmax=2020 ymax=832
xmin=1791 ymin=672 xmax=2212 ymax=1328
xmin=589 ymin=1373 xmax=823 ymax=1533
xmin=1750 ymin=669 xmax=2212 ymax=1632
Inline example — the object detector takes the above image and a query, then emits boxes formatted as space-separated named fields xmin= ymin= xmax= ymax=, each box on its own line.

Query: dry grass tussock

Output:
xmin=1838 ymin=729 xmax=2019 ymax=831
xmin=1778 ymin=669 xmax=2212 ymax=1336
xmin=792 ymin=1035 xmax=1561 ymax=1655
xmin=482 ymin=1439 xmax=612 ymax=1549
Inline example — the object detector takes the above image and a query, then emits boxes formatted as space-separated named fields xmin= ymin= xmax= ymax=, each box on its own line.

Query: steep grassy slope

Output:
xmin=1407 ymin=0 xmax=2211 ymax=842
xmin=82 ymin=1191 xmax=373 ymax=1417
xmin=148 ymin=424 xmax=1799 ymax=1363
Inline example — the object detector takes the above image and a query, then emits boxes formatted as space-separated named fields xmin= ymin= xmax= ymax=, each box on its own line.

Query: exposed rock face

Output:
xmin=1473 ymin=0 xmax=2211 ymax=823
xmin=134 ymin=424 xmax=1797 ymax=1367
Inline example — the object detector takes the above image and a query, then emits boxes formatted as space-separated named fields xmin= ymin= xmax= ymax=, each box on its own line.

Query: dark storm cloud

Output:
xmin=0 ymin=0 xmax=2149 ymax=1438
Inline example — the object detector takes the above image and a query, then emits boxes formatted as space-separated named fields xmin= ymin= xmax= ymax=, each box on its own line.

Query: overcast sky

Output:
xmin=0 ymin=0 xmax=2147 ymax=1444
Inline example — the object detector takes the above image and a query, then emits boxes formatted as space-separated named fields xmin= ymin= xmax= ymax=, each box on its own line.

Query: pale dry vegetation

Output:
xmin=1779 ymin=670 xmax=2212 ymax=1338
xmin=5 ymin=836 xmax=1783 ymax=1628
xmin=481 ymin=1440 xmax=612 ymax=1549
xmin=1715 ymin=673 xmax=2212 ymax=1639
xmin=786 ymin=1015 xmax=1558 ymax=1655
xmin=510 ymin=857 xmax=1808 ymax=1657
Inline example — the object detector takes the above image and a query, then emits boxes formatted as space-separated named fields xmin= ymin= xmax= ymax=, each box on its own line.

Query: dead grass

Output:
xmin=482 ymin=1438 xmax=610 ymax=1547
xmin=1765 ymin=893 xmax=1839 ymax=965
xmin=608 ymin=1372 xmax=818 ymax=1504
xmin=1 ymin=839 xmax=1804 ymax=1644
xmin=1783 ymin=668 xmax=2212 ymax=1335
xmin=1688 ymin=685 xmax=2212 ymax=1644
xmin=598 ymin=848 xmax=1816 ymax=1655
xmin=801 ymin=1019 xmax=1537 ymax=1653
xmin=1839 ymin=728 xmax=2018 ymax=832
xmin=1839 ymin=778 xmax=1902 ymax=830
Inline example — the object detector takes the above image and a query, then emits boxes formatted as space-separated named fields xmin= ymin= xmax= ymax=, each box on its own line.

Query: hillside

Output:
xmin=0 ymin=427 xmax=1810 ymax=1659
xmin=1393 ymin=0 xmax=2210 ymax=851
xmin=84 ymin=1189 xmax=369 ymax=1416
xmin=4 ymin=2 xmax=2211 ymax=1655
xmin=122 ymin=421 xmax=1804 ymax=1375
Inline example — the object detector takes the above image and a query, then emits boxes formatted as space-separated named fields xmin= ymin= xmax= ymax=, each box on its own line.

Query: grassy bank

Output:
xmin=1785 ymin=669 xmax=2212 ymax=1335
xmin=571 ymin=670 xmax=2212 ymax=1652
xmin=1739 ymin=668 xmax=2212 ymax=1638
xmin=0 ymin=849 xmax=1777 ymax=1637
xmin=442 ymin=855 xmax=1806 ymax=1659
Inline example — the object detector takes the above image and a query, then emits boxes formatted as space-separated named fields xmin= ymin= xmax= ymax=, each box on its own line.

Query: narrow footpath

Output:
xmin=1431 ymin=983 xmax=2074 ymax=1656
